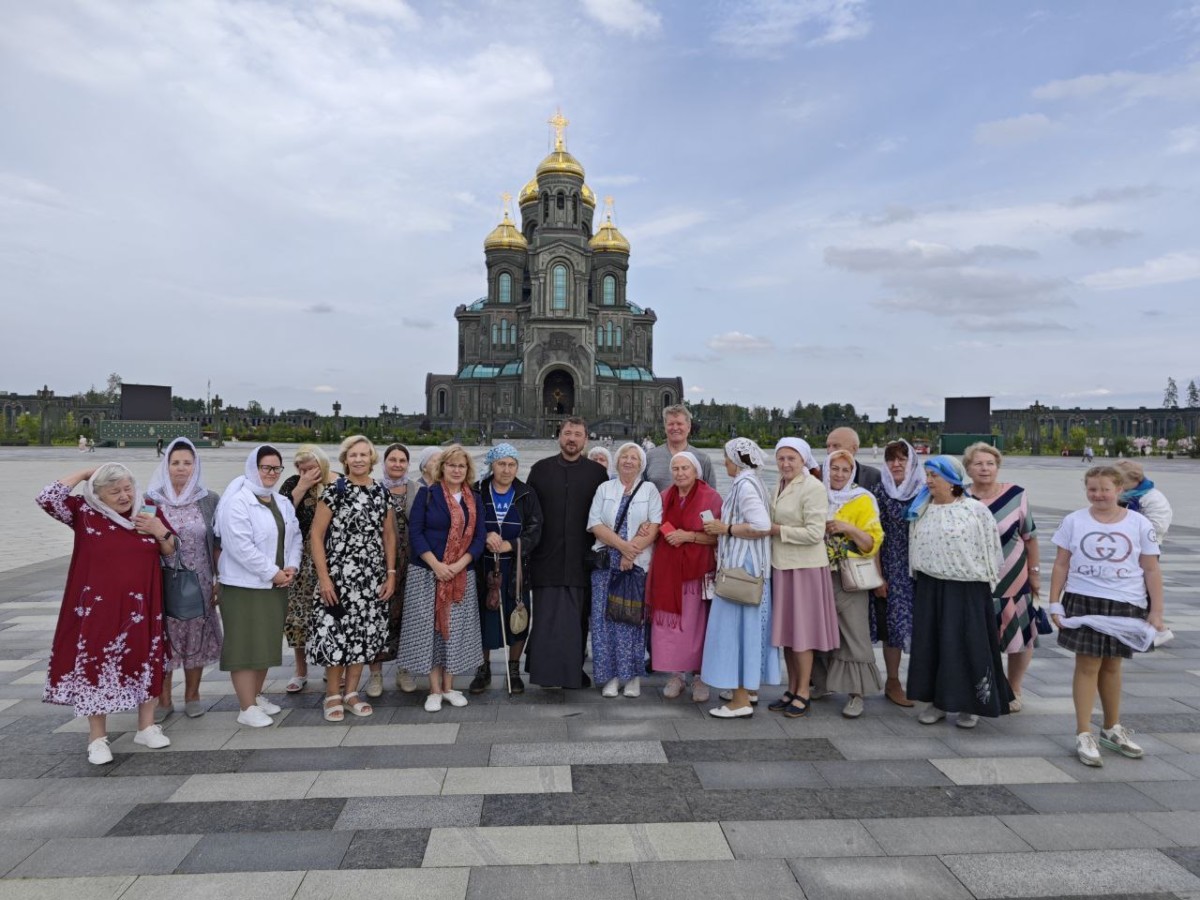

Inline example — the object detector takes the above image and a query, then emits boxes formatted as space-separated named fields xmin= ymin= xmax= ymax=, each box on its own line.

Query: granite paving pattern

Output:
xmin=5 ymin=453 xmax=1200 ymax=897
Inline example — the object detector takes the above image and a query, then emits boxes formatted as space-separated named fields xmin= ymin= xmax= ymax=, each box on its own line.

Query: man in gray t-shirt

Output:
xmin=644 ymin=405 xmax=716 ymax=491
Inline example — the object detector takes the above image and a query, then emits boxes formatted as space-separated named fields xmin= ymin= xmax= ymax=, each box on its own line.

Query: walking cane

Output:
xmin=495 ymin=551 xmax=511 ymax=695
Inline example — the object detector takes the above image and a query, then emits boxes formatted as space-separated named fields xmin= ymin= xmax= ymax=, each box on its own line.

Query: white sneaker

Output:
xmin=1100 ymin=723 xmax=1144 ymax=759
xmin=842 ymin=695 xmax=864 ymax=718
xmin=601 ymin=678 xmax=620 ymax=698
xmin=1076 ymin=731 xmax=1104 ymax=767
xmin=87 ymin=737 xmax=113 ymax=765
xmin=237 ymin=706 xmax=273 ymax=728
xmin=956 ymin=713 xmax=979 ymax=729
xmin=424 ymin=693 xmax=443 ymax=712
xmin=133 ymin=724 xmax=171 ymax=749
xmin=622 ymin=677 xmax=641 ymax=698
xmin=396 ymin=669 xmax=417 ymax=692
xmin=255 ymin=694 xmax=282 ymax=715
xmin=918 ymin=705 xmax=946 ymax=725
xmin=442 ymin=689 xmax=468 ymax=708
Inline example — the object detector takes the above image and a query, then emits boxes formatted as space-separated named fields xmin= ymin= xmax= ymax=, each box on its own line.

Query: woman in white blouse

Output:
xmin=587 ymin=442 xmax=662 ymax=697
xmin=906 ymin=455 xmax=1011 ymax=728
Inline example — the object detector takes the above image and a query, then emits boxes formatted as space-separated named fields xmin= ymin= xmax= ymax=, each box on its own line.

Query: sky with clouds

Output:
xmin=1 ymin=0 xmax=1197 ymax=420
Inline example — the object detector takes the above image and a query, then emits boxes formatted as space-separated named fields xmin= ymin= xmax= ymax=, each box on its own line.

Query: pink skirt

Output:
xmin=771 ymin=566 xmax=839 ymax=652
xmin=651 ymin=579 xmax=709 ymax=673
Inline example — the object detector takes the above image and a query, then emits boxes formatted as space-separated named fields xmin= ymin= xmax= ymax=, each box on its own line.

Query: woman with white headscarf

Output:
xmin=700 ymin=438 xmax=781 ymax=717
xmin=146 ymin=437 xmax=223 ymax=721
xmin=587 ymin=442 xmax=663 ymax=697
xmin=869 ymin=440 xmax=924 ymax=706
xmin=811 ymin=449 xmax=884 ymax=718
xmin=764 ymin=437 xmax=837 ymax=719
xmin=37 ymin=463 xmax=177 ymax=764
xmin=216 ymin=445 xmax=302 ymax=728
xmin=588 ymin=445 xmax=614 ymax=478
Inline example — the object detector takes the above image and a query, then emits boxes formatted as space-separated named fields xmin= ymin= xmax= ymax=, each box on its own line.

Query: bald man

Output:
xmin=825 ymin=427 xmax=882 ymax=490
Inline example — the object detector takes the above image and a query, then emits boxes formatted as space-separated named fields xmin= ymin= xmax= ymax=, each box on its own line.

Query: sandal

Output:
xmin=343 ymin=692 xmax=373 ymax=718
xmin=322 ymin=694 xmax=344 ymax=722
xmin=783 ymin=695 xmax=811 ymax=719
xmin=767 ymin=691 xmax=796 ymax=712
xmin=286 ymin=674 xmax=308 ymax=694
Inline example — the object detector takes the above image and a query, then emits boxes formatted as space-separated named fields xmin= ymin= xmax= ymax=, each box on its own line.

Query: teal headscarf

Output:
xmin=905 ymin=454 xmax=967 ymax=521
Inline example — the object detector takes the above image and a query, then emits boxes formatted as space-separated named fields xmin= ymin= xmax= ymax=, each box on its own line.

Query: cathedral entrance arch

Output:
xmin=543 ymin=369 xmax=575 ymax=416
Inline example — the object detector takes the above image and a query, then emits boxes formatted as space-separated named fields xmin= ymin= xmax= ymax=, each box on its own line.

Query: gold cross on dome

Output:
xmin=548 ymin=108 xmax=569 ymax=148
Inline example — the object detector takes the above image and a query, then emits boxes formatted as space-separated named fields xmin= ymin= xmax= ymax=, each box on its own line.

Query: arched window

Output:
xmin=605 ymin=321 xmax=614 ymax=347
xmin=572 ymin=196 xmax=578 ymax=224
xmin=662 ymin=393 xmax=672 ymax=408
xmin=556 ymin=191 xmax=565 ymax=210
xmin=498 ymin=272 xmax=512 ymax=303
xmin=543 ymin=194 xmax=550 ymax=220
xmin=602 ymin=275 xmax=616 ymax=306
xmin=491 ymin=324 xmax=498 ymax=345
xmin=437 ymin=390 xmax=447 ymax=415
xmin=596 ymin=326 xmax=604 ymax=347
xmin=615 ymin=326 xmax=622 ymax=348
xmin=552 ymin=265 xmax=567 ymax=310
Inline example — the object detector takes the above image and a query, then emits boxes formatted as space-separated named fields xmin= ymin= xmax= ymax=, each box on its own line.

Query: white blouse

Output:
xmin=909 ymin=497 xmax=1002 ymax=588
xmin=588 ymin=478 xmax=663 ymax=570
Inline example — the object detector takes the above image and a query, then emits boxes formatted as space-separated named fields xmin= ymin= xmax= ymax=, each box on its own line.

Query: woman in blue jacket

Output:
xmin=397 ymin=445 xmax=487 ymax=712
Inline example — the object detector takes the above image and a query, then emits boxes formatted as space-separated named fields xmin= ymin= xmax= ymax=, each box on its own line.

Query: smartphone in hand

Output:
xmin=699 ymin=510 xmax=715 ymax=523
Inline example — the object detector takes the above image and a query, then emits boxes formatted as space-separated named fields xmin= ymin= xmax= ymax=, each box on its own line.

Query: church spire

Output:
xmin=548 ymin=108 xmax=569 ymax=151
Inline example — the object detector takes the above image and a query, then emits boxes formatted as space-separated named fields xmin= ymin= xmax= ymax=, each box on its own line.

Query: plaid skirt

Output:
xmin=1056 ymin=591 xmax=1149 ymax=659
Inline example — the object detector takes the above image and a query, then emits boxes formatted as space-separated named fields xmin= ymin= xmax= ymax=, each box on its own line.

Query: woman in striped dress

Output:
xmin=964 ymin=443 xmax=1041 ymax=712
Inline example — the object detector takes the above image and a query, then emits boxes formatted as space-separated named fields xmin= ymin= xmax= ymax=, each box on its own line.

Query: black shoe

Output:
xmin=508 ymin=661 xmax=525 ymax=695
xmin=468 ymin=664 xmax=491 ymax=694
xmin=768 ymin=691 xmax=796 ymax=712
xmin=580 ymin=671 xmax=592 ymax=688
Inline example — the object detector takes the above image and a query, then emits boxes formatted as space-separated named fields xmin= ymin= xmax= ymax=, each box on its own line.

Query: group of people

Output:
xmin=37 ymin=407 xmax=1172 ymax=770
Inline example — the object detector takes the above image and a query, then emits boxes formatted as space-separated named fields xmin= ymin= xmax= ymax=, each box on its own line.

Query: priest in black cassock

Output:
xmin=526 ymin=417 xmax=609 ymax=689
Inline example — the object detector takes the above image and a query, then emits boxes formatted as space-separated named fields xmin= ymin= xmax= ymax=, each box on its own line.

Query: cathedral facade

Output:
xmin=425 ymin=115 xmax=683 ymax=438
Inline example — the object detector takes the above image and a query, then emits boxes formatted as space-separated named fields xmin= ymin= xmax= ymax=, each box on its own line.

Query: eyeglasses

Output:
xmin=258 ymin=465 xmax=285 ymax=475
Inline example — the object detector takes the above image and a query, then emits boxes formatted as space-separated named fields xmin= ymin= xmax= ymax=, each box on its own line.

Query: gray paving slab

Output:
xmin=106 ymin=798 xmax=346 ymax=835
xmin=422 ymin=824 xmax=579 ymax=866
xmin=454 ymin=722 xmax=570 ymax=744
xmin=814 ymin=784 xmax=1035 ymax=820
xmin=721 ymin=819 xmax=884 ymax=859
xmin=630 ymin=859 xmax=804 ymax=900
xmin=813 ymin=758 xmax=954 ymax=787
xmin=943 ymin=848 xmax=1200 ymax=898
xmin=565 ymin=718 xmax=680 ymax=741
xmin=1008 ymin=781 xmax=1169 ymax=814
xmin=862 ymin=814 xmax=1031 ymax=854
xmin=481 ymin=791 xmax=694 ymax=826
xmin=0 ymin=778 xmax=48 ymax=806
xmin=0 ymin=805 xmax=135 ymax=839
xmin=1138 ymin=812 xmax=1200 ymax=844
xmin=1000 ymin=812 xmax=1177 ymax=851
xmin=828 ymin=735 xmax=953 ymax=760
xmin=335 ymin=794 xmax=483 ymax=830
xmin=105 ymin=749 xmax=252 ymax=777
xmin=119 ymin=872 xmax=307 ymax=900
xmin=1047 ymin=755 xmax=1194 ymax=783
xmin=294 ymin=867 xmax=470 ymax=900
xmin=0 ymin=838 xmax=42 ymax=877
xmin=24 ymin=774 xmax=187 ymax=806
xmin=661 ymin=737 xmax=841 ymax=762
xmin=176 ymin=829 xmax=354 ymax=873
xmin=8 ymin=834 xmax=201 ymax=877
xmin=340 ymin=828 xmax=430 ymax=869
xmin=1133 ymin=780 xmax=1200 ymax=811
xmin=789 ymin=855 xmax=973 ymax=900
xmin=465 ymin=863 xmax=636 ymax=900
xmin=569 ymin=763 xmax=701 ymax=794
xmin=0 ymin=875 xmax=137 ymax=899
xmin=489 ymin=740 xmax=666 ymax=766
xmin=692 ymin=760 xmax=827 ymax=790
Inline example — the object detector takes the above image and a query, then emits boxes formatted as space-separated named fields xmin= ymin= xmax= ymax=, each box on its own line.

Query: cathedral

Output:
xmin=425 ymin=113 xmax=683 ymax=438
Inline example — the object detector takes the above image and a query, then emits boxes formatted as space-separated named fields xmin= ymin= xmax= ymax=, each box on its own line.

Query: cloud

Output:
xmin=714 ymin=0 xmax=871 ymax=57
xmin=589 ymin=174 xmax=642 ymax=187
xmin=973 ymin=113 xmax=1057 ymax=146
xmin=625 ymin=209 xmax=708 ymax=241
xmin=707 ymin=331 xmax=774 ymax=353
xmin=1061 ymin=185 xmax=1160 ymax=207
xmin=0 ymin=172 xmax=73 ymax=212
xmin=787 ymin=344 xmax=866 ymax=358
xmin=579 ymin=0 xmax=661 ymax=37
xmin=1143 ymin=309 xmax=1166 ymax=318
xmin=871 ymin=269 xmax=1070 ymax=312
xmin=862 ymin=205 xmax=917 ymax=227
xmin=322 ymin=0 xmax=419 ymax=25
xmin=312 ymin=385 xmax=338 ymax=393
xmin=674 ymin=351 xmax=722 ymax=363
xmin=401 ymin=316 xmax=435 ymax=329
xmin=1167 ymin=125 xmax=1200 ymax=154
xmin=1032 ymin=62 xmax=1200 ymax=103
xmin=1070 ymin=227 xmax=1140 ymax=248
xmin=687 ymin=385 xmax=705 ymax=395
xmin=1081 ymin=251 xmax=1200 ymax=291
xmin=306 ymin=302 xmax=335 ymax=314
xmin=824 ymin=241 xmax=1038 ymax=272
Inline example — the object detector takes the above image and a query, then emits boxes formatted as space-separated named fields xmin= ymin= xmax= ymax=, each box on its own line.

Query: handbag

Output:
xmin=713 ymin=566 xmax=763 ymax=606
xmin=838 ymin=555 xmax=884 ymax=593
xmin=509 ymin=538 xmax=529 ymax=633
xmin=1030 ymin=592 xmax=1054 ymax=635
xmin=606 ymin=565 xmax=647 ymax=625
xmin=162 ymin=538 xmax=206 ymax=621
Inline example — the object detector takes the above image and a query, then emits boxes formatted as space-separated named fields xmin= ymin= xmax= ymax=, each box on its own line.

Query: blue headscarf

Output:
xmin=905 ymin=454 xmax=968 ymax=521
xmin=484 ymin=443 xmax=520 ymax=477
xmin=1120 ymin=477 xmax=1154 ymax=512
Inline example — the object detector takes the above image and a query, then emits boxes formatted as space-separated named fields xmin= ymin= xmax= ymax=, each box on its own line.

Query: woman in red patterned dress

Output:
xmin=37 ymin=464 xmax=177 ymax=765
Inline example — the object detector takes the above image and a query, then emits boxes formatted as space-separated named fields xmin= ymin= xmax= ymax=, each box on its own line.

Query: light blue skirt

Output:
xmin=700 ymin=548 xmax=782 ymax=691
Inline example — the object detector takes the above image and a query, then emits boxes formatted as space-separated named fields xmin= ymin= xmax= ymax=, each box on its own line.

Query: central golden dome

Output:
xmin=483 ymin=211 xmax=527 ymax=252
xmin=536 ymin=138 xmax=585 ymax=180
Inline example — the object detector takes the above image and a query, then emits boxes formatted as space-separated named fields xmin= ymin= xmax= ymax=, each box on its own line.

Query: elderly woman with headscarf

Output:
xmin=700 ymin=438 xmax=781 ymax=718
xmin=215 ymin=445 xmax=302 ymax=728
xmin=587 ymin=442 xmax=662 ymax=697
xmin=37 ymin=463 xmax=177 ymax=764
xmin=468 ymin=443 xmax=543 ymax=694
xmin=588 ymin=445 xmax=614 ymax=478
xmin=147 ymin=437 xmax=222 ymax=721
xmin=763 ymin=437 xmax=837 ymax=718
xmin=812 ymin=449 xmax=884 ymax=718
xmin=279 ymin=444 xmax=336 ymax=694
xmin=870 ymin=440 xmax=924 ymax=707
xmin=647 ymin=451 xmax=722 ymax=702
xmin=1115 ymin=460 xmax=1173 ymax=543
xmin=907 ymin=455 xmax=1010 ymax=728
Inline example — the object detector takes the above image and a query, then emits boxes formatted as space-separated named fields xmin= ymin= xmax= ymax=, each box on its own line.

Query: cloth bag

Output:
xmin=606 ymin=565 xmax=647 ymax=625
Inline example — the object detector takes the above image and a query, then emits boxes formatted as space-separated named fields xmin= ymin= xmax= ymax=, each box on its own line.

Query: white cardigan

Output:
xmin=587 ymin=478 xmax=663 ymax=571
xmin=216 ymin=485 xmax=302 ymax=589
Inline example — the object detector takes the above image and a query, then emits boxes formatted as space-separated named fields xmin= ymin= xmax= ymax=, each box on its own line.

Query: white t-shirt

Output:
xmin=1052 ymin=508 xmax=1159 ymax=608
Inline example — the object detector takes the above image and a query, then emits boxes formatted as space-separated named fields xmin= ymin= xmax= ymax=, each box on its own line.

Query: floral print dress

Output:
xmin=306 ymin=480 xmax=390 ymax=667
xmin=869 ymin=486 xmax=915 ymax=653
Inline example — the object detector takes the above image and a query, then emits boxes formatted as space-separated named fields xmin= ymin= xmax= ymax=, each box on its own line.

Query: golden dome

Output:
xmin=518 ymin=176 xmax=539 ymax=205
xmin=581 ymin=184 xmax=596 ymax=207
xmin=589 ymin=214 xmax=630 ymax=254
xmin=536 ymin=139 xmax=585 ymax=180
xmin=483 ymin=211 xmax=527 ymax=252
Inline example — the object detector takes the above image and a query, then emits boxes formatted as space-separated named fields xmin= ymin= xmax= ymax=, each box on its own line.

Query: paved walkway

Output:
xmin=2 ymin=449 xmax=1200 ymax=898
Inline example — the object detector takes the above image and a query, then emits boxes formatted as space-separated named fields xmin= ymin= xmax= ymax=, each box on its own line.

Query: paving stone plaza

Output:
xmin=2 ymin=445 xmax=1200 ymax=899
